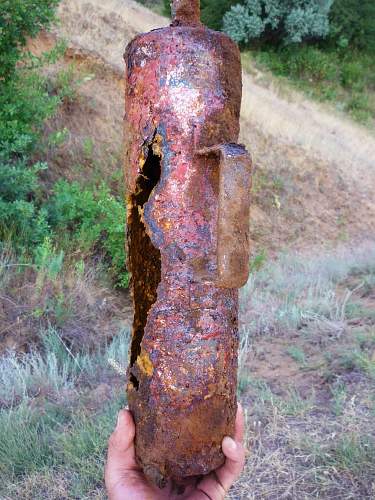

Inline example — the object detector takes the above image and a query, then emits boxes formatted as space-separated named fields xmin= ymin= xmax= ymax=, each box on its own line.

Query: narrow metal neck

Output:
xmin=171 ymin=0 xmax=201 ymax=25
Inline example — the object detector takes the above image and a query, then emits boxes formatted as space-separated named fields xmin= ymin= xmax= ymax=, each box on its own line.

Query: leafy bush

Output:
xmin=329 ymin=0 xmax=375 ymax=52
xmin=48 ymin=181 xmax=128 ymax=286
xmin=0 ymin=0 xmax=129 ymax=286
xmin=0 ymin=0 xmax=60 ymax=81
xmin=223 ymin=0 xmax=333 ymax=45
xmin=0 ymin=73 xmax=58 ymax=250
xmin=0 ymin=0 xmax=61 ymax=252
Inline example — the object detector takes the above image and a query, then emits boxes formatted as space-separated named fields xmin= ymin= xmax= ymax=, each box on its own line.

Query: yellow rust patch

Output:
xmin=137 ymin=350 xmax=154 ymax=376
xmin=139 ymin=151 xmax=146 ymax=170
xmin=152 ymin=134 xmax=163 ymax=158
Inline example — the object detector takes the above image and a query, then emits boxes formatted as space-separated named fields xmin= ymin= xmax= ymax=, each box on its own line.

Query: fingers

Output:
xmin=195 ymin=404 xmax=246 ymax=499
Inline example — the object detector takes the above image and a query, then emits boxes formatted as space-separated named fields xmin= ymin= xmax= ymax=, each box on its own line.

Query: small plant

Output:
xmin=286 ymin=345 xmax=307 ymax=366
xmin=249 ymin=249 xmax=267 ymax=273
xmin=330 ymin=381 xmax=347 ymax=416
xmin=336 ymin=348 xmax=375 ymax=380
xmin=34 ymin=237 xmax=64 ymax=283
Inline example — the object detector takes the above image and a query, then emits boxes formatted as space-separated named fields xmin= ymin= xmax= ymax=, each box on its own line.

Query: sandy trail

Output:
xmin=37 ymin=0 xmax=374 ymax=250
xmin=56 ymin=0 xmax=375 ymax=192
xmin=241 ymin=74 xmax=375 ymax=189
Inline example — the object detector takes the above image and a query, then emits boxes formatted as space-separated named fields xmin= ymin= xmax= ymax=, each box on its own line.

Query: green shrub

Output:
xmin=0 ymin=0 xmax=61 ymax=253
xmin=223 ymin=0 xmax=333 ymax=46
xmin=345 ymin=93 xmax=372 ymax=123
xmin=48 ymin=181 xmax=128 ymax=286
xmin=340 ymin=60 xmax=366 ymax=90
xmin=256 ymin=46 xmax=338 ymax=82
xmin=329 ymin=0 xmax=375 ymax=52
xmin=0 ymin=0 xmax=59 ymax=81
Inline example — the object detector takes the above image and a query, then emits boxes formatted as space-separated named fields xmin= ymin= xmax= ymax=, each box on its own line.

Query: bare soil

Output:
xmin=29 ymin=0 xmax=375 ymax=254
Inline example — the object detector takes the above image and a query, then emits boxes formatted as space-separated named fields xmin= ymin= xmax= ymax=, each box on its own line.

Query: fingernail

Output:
xmin=116 ymin=411 xmax=125 ymax=428
xmin=225 ymin=437 xmax=237 ymax=451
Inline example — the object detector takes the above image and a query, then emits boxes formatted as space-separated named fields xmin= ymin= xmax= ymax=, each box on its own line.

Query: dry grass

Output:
xmin=0 ymin=250 xmax=131 ymax=354
xmin=1 ymin=243 xmax=374 ymax=498
xmin=234 ymin=241 xmax=375 ymax=499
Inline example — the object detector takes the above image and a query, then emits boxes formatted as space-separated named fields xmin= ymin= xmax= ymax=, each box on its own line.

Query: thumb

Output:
xmin=109 ymin=409 xmax=136 ymax=456
xmin=105 ymin=409 xmax=139 ymax=490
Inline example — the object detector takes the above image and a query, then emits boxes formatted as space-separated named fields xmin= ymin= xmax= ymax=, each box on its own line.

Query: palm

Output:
xmin=105 ymin=407 xmax=245 ymax=500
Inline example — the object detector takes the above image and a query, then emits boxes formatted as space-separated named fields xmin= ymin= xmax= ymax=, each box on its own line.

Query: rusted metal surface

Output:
xmin=124 ymin=0 xmax=252 ymax=487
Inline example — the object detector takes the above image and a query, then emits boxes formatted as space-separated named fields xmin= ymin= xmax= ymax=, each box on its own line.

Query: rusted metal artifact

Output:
xmin=124 ymin=0 xmax=252 ymax=487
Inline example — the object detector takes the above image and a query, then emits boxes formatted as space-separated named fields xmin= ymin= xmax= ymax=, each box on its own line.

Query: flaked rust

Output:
xmin=124 ymin=0 xmax=252 ymax=487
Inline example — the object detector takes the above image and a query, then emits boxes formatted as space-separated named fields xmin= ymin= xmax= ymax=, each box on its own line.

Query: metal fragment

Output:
xmin=124 ymin=0 xmax=252 ymax=487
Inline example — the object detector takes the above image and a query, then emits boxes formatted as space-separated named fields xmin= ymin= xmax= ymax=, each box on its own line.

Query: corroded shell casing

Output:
xmin=124 ymin=0 xmax=252 ymax=487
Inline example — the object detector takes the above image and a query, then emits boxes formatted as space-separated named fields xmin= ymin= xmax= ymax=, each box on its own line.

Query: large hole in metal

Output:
xmin=128 ymin=142 xmax=162 ymax=389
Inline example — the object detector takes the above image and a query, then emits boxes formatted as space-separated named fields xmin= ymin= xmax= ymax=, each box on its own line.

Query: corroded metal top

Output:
xmin=171 ymin=0 xmax=201 ymax=25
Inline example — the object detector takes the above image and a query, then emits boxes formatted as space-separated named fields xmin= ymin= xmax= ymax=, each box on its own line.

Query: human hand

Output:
xmin=105 ymin=404 xmax=246 ymax=500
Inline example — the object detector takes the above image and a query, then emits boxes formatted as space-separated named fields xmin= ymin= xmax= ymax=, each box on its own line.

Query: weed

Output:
xmin=335 ymin=348 xmax=375 ymax=380
xmin=34 ymin=237 xmax=64 ymax=284
xmin=277 ymin=388 xmax=315 ymax=417
xmin=249 ymin=249 xmax=267 ymax=273
xmin=330 ymin=381 xmax=347 ymax=416
xmin=82 ymin=137 xmax=95 ymax=159
xmin=286 ymin=345 xmax=307 ymax=366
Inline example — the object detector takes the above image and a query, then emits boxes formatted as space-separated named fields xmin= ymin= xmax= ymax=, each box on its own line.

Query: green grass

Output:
xmin=0 ymin=397 xmax=124 ymax=498
xmin=243 ymin=46 xmax=375 ymax=127
xmin=1 ymin=243 xmax=375 ymax=498
xmin=338 ymin=349 xmax=375 ymax=380
xmin=55 ymin=396 xmax=125 ymax=497
xmin=0 ymin=405 xmax=55 ymax=477
xmin=286 ymin=345 xmax=307 ymax=366
xmin=0 ymin=327 xmax=129 ymax=499
xmin=240 ymin=242 xmax=375 ymax=337
xmin=0 ymin=326 xmax=130 ymax=406
xmin=329 ymin=381 xmax=347 ymax=416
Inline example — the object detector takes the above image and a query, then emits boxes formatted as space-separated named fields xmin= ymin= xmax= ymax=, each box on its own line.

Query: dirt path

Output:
xmin=55 ymin=0 xmax=375 ymax=194
xmin=31 ymin=0 xmax=374 ymax=251
xmin=241 ymin=74 xmax=375 ymax=189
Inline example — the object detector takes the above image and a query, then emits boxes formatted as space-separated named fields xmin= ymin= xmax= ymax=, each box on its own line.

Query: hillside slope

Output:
xmin=35 ymin=0 xmax=375 ymax=250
